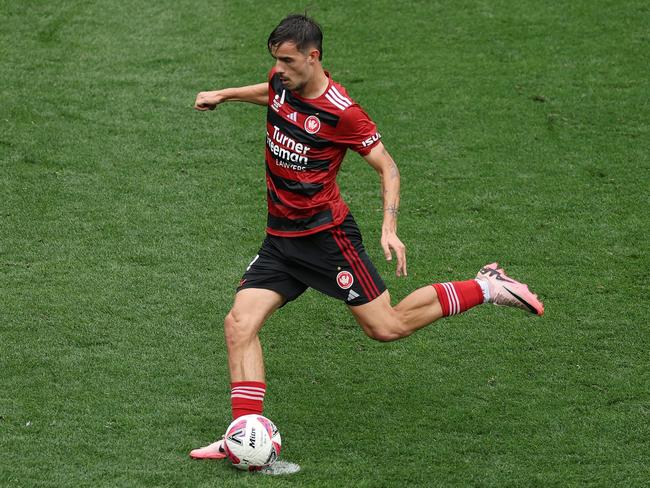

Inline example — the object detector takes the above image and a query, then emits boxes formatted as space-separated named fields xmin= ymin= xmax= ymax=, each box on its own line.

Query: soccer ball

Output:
xmin=223 ymin=414 xmax=282 ymax=471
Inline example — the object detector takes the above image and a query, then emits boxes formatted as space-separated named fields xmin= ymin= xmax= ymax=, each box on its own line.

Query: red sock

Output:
xmin=432 ymin=280 xmax=484 ymax=317
xmin=231 ymin=381 xmax=266 ymax=419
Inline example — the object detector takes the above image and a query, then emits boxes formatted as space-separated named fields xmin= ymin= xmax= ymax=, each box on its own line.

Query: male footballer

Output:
xmin=190 ymin=14 xmax=544 ymax=459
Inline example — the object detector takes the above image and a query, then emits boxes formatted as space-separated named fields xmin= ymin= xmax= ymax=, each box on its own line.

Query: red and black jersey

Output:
xmin=265 ymin=68 xmax=382 ymax=237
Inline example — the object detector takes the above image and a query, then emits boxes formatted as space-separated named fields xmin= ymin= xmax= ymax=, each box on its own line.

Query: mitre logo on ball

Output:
xmin=304 ymin=115 xmax=321 ymax=134
xmin=336 ymin=271 xmax=354 ymax=289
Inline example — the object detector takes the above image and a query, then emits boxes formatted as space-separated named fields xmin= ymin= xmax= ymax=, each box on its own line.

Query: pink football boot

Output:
xmin=476 ymin=262 xmax=544 ymax=316
xmin=189 ymin=437 xmax=227 ymax=460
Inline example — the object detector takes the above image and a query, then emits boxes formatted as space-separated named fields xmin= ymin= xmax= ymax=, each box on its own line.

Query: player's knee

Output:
xmin=224 ymin=310 xmax=257 ymax=348
xmin=365 ymin=328 xmax=401 ymax=342
xmin=361 ymin=317 xmax=408 ymax=342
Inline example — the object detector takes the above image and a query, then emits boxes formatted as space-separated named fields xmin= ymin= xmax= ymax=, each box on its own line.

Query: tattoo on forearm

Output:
xmin=384 ymin=204 xmax=399 ymax=216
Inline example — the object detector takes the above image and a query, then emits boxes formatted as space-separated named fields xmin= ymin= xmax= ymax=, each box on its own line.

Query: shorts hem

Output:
xmin=236 ymin=283 xmax=300 ymax=305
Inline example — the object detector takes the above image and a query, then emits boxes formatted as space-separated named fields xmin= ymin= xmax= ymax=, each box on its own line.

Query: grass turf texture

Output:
xmin=1 ymin=0 xmax=649 ymax=486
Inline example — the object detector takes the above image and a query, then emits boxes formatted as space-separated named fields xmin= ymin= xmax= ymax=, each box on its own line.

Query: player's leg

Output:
xmin=311 ymin=214 xmax=483 ymax=339
xmin=350 ymin=277 xmax=487 ymax=340
xmin=350 ymin=263 xmax=544 ymax=342
xmin=225 ymin=288 xmax=286 ymax=424
xmin=279 ymin=214 xmax=541 ymax=342
xmin=191 ymin=236 xmax=308 ymax=460
xmin=190 ymin=288 xmax=285 ymax=459
xmin=225 ymin=287 xmax=284 ymax=383
xmin=224 ymin=237 xmax=306 ymax=419
xmin=348 ymin=287 xmax=444 ymax=341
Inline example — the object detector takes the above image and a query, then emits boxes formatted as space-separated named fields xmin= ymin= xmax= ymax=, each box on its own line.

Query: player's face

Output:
xmin=270 ymin=42 xmax=319 ymax=93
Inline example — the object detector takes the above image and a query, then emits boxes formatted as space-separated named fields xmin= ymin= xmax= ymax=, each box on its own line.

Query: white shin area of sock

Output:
xmin=476 ymin=278 xmax=490 ymax=303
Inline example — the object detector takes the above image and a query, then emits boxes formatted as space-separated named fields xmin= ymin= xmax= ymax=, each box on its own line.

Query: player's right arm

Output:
xmin=194 ymin=82 xmax=268 ymax=111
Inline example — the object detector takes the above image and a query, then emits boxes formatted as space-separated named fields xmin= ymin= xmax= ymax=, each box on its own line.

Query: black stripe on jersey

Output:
xmin=270 ymin=74 xmax=340 ymax=127
xmin=304 ymin=158 xmax=331 ymax=172
xmin=267 ymin=166 xmax=324 ymax=197
xmin=267 ymin=209 xmax=334 ymax=232
xmin=268 ymin=189 xmax=282 ymax=205
xmin=267 ymin=109 xmax=330 ymax=149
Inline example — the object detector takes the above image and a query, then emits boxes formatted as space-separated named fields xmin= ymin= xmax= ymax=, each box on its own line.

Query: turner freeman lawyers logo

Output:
xmin=267 ymin=126 xmax=311 ymax=171
xmin=304 ymin=115 xmax=321 ymax=134
xmin=336 ymin=271 xmax=354 ymax=290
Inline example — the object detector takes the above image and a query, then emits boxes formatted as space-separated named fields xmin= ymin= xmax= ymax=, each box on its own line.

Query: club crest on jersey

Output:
xmin=304 ymin=115 xmax=321 ymax=134
xmin=336 ymin=271 xmax=354 ymax=290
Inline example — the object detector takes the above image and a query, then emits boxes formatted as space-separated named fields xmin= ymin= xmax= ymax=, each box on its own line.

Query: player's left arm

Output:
xmin=363 ymin=142 xmax=407 ymax=277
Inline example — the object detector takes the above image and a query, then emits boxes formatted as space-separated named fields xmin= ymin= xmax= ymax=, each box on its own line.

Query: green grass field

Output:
xmin=2 ymin=1 xmax=649 ymax=486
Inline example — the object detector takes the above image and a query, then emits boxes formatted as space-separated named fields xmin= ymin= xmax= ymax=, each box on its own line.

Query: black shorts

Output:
xmin=237 ymin=214 xmax=386 ymax=306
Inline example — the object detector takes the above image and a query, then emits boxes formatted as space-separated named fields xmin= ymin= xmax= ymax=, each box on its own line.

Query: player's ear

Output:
xmin=307 ymin=48 xmax=320 ymax=63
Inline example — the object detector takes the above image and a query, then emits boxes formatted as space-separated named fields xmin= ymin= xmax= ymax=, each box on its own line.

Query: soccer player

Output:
xmin=190 ymin=14 xmax=544 ymax=459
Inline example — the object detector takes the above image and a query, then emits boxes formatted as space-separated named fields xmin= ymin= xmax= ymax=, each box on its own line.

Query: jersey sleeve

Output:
xmin=335 ymin=105 xmax=382 ymax=156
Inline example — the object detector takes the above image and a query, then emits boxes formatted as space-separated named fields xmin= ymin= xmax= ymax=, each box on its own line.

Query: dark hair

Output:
xmin=267 ymin=14 xmax=323 ymax=60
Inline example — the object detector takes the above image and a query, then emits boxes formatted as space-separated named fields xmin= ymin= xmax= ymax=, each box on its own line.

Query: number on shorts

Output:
xmin=246 ymin=254 xmax=260 ymax=271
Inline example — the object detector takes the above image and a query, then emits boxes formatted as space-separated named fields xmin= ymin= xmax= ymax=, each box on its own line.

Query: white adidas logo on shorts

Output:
xmin=347 ymin=289 xmax=360 ymax=302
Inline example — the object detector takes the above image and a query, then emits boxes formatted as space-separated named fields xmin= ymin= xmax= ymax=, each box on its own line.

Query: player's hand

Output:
xmin=381 ymin=231 xmax=407 ymax=277
xmin=194 ymin=90 xmax=225 ymax=111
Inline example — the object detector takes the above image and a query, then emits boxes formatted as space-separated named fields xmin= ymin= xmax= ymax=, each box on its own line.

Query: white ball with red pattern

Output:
xmin=223 ymin=414 xmax=282 ymax=471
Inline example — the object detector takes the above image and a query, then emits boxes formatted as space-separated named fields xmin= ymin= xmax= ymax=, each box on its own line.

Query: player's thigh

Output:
xmin=226 ymin=288 xmax=286 ymax=338
xmin=347 ymin=290 xmax=401 ymax=337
